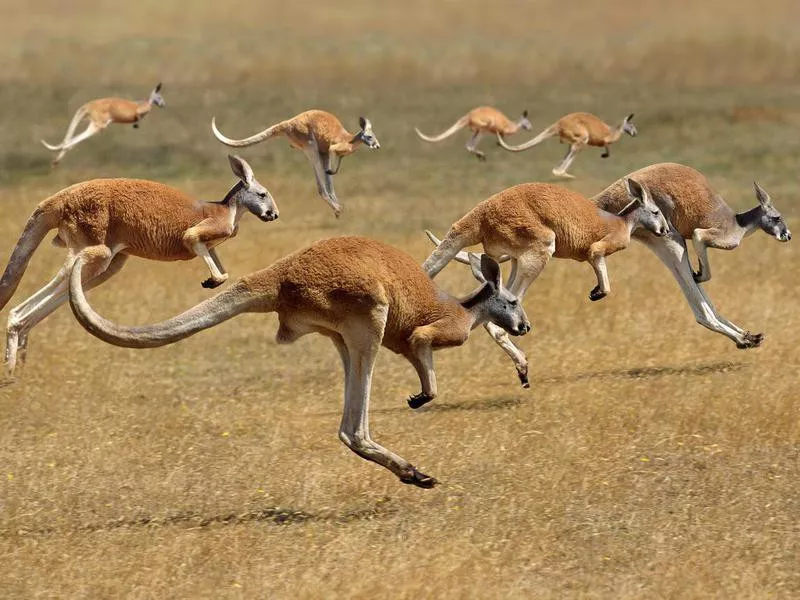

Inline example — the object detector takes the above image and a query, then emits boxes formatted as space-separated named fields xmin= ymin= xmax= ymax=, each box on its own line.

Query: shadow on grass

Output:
xmin=3 ymin=497 xmax=396 ymax=538
xmin=536 ymin=360 xmax=746 ymax=385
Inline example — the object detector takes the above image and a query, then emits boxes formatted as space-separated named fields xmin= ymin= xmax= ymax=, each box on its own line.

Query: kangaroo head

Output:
xmin=622 ymin=113 xmax=636 ymax=137
xmin=518 ymin=109 xmax=533 ymax=131
xmin=149 ymin=82 xmax=166 ymax=108
xmin=356 ymin=116 xmax=380 ymax=149
xmin=754 ymin=182 xmax=791 ymax=242
xmin=618 ymin=177 xmax=669 ymax=237
xmin=227 ymin=155 xmax=279 ymax=222
xmin=467 ymin=254 xmax=530 ymax=337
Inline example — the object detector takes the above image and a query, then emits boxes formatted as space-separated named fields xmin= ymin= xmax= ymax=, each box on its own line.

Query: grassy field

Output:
xmin=1 ymin=1 xmax=799 ymax=598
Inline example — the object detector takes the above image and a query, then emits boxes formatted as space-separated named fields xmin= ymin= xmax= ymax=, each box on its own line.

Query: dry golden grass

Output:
xmin=1 ymin=1 xmax=799 ymax=598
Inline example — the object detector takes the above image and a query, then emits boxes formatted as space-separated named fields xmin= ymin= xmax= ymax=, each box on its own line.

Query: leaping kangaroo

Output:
xmin=41 ymin=83 xmax=165 ymax=165
xmin=592 ymin=162 xmax=791 ymax=349
xmin=0 ymin=155 xmax=277 ymax=377
xmin=423 ymin=178 xmax=668 ymax=388
xmin=67 ymin=236 xmax=530 ymax=487
xmin=212 ymin=109 xmax=380 ymax=218
xmin=427 ymin=163 xmax=791 ymax=386
xmin=497 ymin=112 xmax=636 ymax=178
xmin=414 ymin=106 xmax=532 ymax=160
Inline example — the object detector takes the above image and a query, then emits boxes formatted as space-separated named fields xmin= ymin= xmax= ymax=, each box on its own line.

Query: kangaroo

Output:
xmin=41 ymin=83 xmax=166 ymax=166
xmin=212 ymin=109 xmax=380 ymax=218
xmin=67 ymin=236 xmax=530 ymax=487
xmin=423 ymin=178 xmax=668 ymax=387
xmin=414 ymin=106 xmax=532 ymax=160
xmin=0 ymin=155 xmax=277 ymax=377
xmin=591 ymin=162 xmax=791 ymax=349
xmin=497 ymin=112 xmax=636 ymax=178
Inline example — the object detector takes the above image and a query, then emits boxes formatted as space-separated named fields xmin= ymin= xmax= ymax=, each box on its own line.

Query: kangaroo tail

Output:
xmin=69 ymin=255 xmax=260 ymax=348
xmin=211 ymin=116 xmax=286 ymax=147
xmin=414 ymin=117 xmax=468 ymax=143
xmin=41 ymin=106 xmax=88 ymax=151
xmin=497 ymin=123 xmax=558 ymax=152
xmin=424 ymin=230 xmax=511 ymax=265
xmin=421 ymin=219 xmax=484 ymax=278
xmin=0 ymin=207 xmax=57 ymax=310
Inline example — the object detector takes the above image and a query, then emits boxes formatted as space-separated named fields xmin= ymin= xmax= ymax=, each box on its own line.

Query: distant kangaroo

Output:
xmin=0 ymin=155 xmax=277 ymax=377
xmin=414 ymin=106 xmax=532 ymax=160
xmin=212 ymin=109 xmax=380 ymax=217
xmin=592 ymin=162 xmax=791 ymax=349
xmin=423 ymin=178 xmax=668 ymax=387
xmin=497 ymin=112 xmax=636 ymax=178
xmin=68 ymin=236 xmax=530 ymax=487
xmin=41 ymin=83 xmax=165 ymax=165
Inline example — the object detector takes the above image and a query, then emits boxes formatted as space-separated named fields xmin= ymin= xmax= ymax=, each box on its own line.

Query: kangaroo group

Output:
xmin=3 ymin=88 xmax=791 ymax=487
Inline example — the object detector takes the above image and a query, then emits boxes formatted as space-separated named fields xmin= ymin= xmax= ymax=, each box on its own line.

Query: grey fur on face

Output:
xmin=468 ymin=254 xmax=530 ymax=336
xmin=358 ymin=117 xmax=380 ymax=149
xmin=228 ymin=155 xmax=278 ymax=222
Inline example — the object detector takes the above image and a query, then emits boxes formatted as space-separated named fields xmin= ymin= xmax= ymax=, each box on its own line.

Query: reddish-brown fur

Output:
xmin=592 ymin=162 xmax=734 ymax=238
xmin=462 ymin=106 xmax=526 ymax=136
xmin=448 ymin=183 xmax=632 ymax=261
xmin=68 ymin=236 xmax=528 ymax=486
xmin=555 ymin=112 xmax=622 ymax=147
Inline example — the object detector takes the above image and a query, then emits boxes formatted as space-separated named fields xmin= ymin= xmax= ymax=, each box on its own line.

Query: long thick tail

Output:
xmin=69 ymin=256 xmax=259 ymax=348
xmin=414 ymin=117 xmax=468 ymax=143
xmin=496 ymin=123 xmax=557 ymax=152
xmin=424 ymin=231 xmax=511 ymax=265
xmin=0 ymin=207 xmax=56 ymax=310
xmin=41 ymin=106 xmax=88 ymax=151
xmin=211 ymin=116 xmax=286 ymax=147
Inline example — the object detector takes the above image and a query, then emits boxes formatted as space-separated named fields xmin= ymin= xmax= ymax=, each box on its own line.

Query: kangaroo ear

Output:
xmin=522 ymin=109 xmax=528 ymax=118
xmin=624 ymin=177 xmax=646 ymax=204
xmin=468 ymin=253 xmax=486 ymax=283
xmin=228 ymin=154 xmax=254 ymax=186
xmin=154 ymin=82 xmax=162 ymax=93
xmin=480 ymin=254 xmax=502 ymax=289
xmin=754 ymin=181 xmax=772 ymax=207
xmin=626 ymin=113 xmax=634 ymax=122
xmin=359 ymin=116 xmax=367 ymax=130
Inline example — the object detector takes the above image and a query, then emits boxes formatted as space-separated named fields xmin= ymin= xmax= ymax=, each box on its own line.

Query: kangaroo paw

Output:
xmin=408 ymin=392 xmax=434 ymax=410
xmin=589 ymin=286 xmax=607 ymax=302
xmin=517 ymin=365 xmax=530 ymax=389
xmin=399 ymin=466 xmax=438 ymax=489
xmin=201 ymin=277 xmax=224 ymax=289
xmin=737 ymin=331 xmax=765 ymax=349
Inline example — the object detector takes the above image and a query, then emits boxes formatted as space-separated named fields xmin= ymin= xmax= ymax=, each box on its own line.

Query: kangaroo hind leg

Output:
xmin=337 ymin=305 xmax=437 ymax=488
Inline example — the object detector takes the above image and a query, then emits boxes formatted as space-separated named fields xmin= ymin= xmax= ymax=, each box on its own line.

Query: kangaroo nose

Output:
xmin=264 ymin=209 xmax=278 ymax=221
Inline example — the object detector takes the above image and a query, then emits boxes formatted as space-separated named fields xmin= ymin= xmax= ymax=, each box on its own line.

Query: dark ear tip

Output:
xmin=522 ymin=109 xmax=528 ymax=117
xmin=628 ymin=113 xmax=634 ymax=120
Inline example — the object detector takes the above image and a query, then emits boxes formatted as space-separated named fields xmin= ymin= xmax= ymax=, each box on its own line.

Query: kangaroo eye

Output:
xmin=508 ymin=299 xmax=518 ymax=307
xmin=257 ymin=191 xmax=267 ymax=198
xmin=651 ymin=209 xmax=659 ymax=215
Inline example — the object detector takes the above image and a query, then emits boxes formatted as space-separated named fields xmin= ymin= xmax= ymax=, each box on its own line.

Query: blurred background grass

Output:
xmin=0 ymin=1 xmax=798 ymax=598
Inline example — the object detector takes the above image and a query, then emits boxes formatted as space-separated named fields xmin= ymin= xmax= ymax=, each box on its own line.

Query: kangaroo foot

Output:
xmin=517 ymin=365 xmax=530 ymax=389
xmin=201 ymin=277 xmax=225 ymax=289
xmin=399 ymin=466 xmax=438 ymax=489
xmin=475 ymin=152 xmax=487 ymax=161
xmin=737 ymin=331 xmax=765 ymax=349
xmin=589 ymin=285 xmax=607 ymax=302
xmin=408 ymin=392 xmax=435 ymax=410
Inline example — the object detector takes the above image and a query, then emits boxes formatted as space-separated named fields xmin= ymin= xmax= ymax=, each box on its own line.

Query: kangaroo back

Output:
xmin=0 ymin=206 xmax=58 ymax=310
